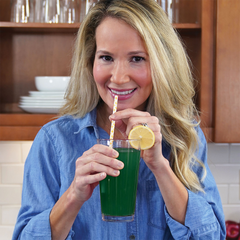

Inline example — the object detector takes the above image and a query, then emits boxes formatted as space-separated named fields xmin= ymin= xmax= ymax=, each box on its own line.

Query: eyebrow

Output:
xmin=96 ymin=50 xmax=148 ymax=56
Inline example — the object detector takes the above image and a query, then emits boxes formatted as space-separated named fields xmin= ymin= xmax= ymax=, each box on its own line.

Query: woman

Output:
xmin=12 ymin=0 xmax=226 ymax=239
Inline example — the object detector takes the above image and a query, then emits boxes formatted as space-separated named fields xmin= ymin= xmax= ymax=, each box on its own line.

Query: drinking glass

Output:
xmin=11 ymin=0 xmax=34 ymax=23
xmin=157 ymin=0 xmax=180 ymax=23
xmin=34 ymin=0 xmax=43 ymax=22
xmin=97 ymin=139 xmax=141 ymax=222
xmin=86 ymin=0 xmax=98 ymax=13
xmin=79 ymin=0 xmax=86 ymax=22
xmin=159 ymin=0 xmax=174 ymax=23
xmin=41 ymin=0 xmax=61 ymax=23
xmin=60 ymin=0 xmax=79 ymax=23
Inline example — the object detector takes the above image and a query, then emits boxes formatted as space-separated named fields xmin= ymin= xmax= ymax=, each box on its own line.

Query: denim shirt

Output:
xmin=12 ymin=109 xmax=226 ymax=240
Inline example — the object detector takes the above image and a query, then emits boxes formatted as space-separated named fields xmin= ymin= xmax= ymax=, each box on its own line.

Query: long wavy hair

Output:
xmin=60 ymin=0 xmax=206 ymax=192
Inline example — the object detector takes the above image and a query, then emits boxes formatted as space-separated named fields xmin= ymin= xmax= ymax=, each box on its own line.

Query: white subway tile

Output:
xmin=229 ymin=184 xmax=240 ymax=204
xmin=207 ymin=143 xmax=229 ymax=164
xmin=217 ymin=184 xmax=228 ymax=204
xmin=209 ymin=164 xmax=240 ymax=184
xmin=1 ymin=206 xmax=20 ymax=225
xmin=230 ymin=144 xmax=240 ymax=164
xmin=21 ymin=141 xmax=33 ymax=163
xmin=0 ymin=165 xmax=2 ymax=184
xmin=0 ymin=226 xmax=15 ymax=240
xmin=0 ymin=206 xmax=2 ymax=225
xmin=0 ymin=142 xmax=21 ymax=163
xmin=0 ymin=185 xmax=22 ymax=205
xmin=1 ymin=164 xmax=24 ymax=184
xmin=223 ymin=205 xmax=240 ymax=222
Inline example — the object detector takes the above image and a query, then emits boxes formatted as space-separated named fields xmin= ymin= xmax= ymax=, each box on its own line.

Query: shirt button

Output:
xmin=129 ymin=235 xmax=135 ymax=239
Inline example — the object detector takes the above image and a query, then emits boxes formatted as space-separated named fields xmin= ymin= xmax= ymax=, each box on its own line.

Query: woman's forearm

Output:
xmin=50 ymin=184 xmax=84 ymax=240
xmin=151 ymin=158 xmax=188 ymax=225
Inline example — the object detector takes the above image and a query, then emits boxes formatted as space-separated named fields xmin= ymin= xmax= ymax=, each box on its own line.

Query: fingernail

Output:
xmin=118 ymin=161 xmax=124 ymax=168
xmin=113 ymin=170 xmax=120 ymax=176
xmin=100 ymin=172 xmax=106 ymax=178
xmin=113 ymin=150 xmax=119 ymax=157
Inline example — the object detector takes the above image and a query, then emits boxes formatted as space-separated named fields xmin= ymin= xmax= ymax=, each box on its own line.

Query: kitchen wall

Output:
xmin=0 ymin=141 xmax=239 ymax=240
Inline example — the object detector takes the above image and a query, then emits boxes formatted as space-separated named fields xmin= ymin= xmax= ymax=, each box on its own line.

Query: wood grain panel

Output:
xmin=199 ymin=0 xmax=215 ymax=142
xmin=0 ymin=30 xmax=76 ymax=112
xmin=214 ymin=0 xmax=240 ymax=142
xmin=0 ymin=126 xmax=42 ymax=140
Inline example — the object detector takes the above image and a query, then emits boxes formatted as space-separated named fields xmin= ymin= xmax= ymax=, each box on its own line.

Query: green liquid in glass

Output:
xmin=100 ymin=147 xmax=141 ymax=217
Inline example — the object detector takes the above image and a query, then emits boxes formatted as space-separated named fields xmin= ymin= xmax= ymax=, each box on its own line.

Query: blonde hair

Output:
xmin=60 ymin=0 xmax=206 ymax=192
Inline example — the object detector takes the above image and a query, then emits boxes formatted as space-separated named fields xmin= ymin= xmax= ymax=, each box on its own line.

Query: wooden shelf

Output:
xmin=0 ymin=0 xmax=216 ymax=142
xmin=0 ymin=114 xmax=57 ymax=140
xmin=0 ymin=22 xmax=81 ymax=33
xmin=0 ymin=21 xmax=201 ymax=30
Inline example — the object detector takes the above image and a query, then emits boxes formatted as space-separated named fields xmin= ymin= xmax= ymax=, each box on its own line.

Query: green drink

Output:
xmin=98 ymin=139 xmax=141 ymax=222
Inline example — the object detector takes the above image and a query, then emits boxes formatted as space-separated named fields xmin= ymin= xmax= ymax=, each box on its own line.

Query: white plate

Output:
xmin=20 ymin=102 xmax=64 ymax=107
xmin=29 ymin=91 xmax=65 ymax=97
xmin=20 ymin=98 xmax=65 ymax=104
xmin=19 ymin=105 xmax=61 ymax=114
xmin=20 ymin=95 xmax=65 ymax=100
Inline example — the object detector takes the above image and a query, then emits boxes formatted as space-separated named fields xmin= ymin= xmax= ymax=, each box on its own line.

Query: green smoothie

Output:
xmin=100 ymin=147 xmax=141 ymax=217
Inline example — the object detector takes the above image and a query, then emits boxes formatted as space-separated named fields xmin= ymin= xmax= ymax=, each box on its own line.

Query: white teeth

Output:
xmin=111 ymin=89 xmax=135 ymax=95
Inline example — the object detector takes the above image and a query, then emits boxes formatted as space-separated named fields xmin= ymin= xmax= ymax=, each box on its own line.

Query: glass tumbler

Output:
xmin=60 ymin=0 xmax=79 ymax=23
xmin=41 ymin=0 xmax=61 ymax=23
xmin=98 ymin=139 xmax=141 ymax=222
xmin=11 ymin=0 xmax=34 ymax=23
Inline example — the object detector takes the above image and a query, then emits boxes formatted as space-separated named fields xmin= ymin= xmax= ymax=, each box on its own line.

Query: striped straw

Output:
xmin=109 ymin=95 xmax=118 ymax=148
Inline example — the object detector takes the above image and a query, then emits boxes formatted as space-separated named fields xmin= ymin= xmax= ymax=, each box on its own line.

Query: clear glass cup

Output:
xmin=79 ymin=0 xmax=86 ymax=22
xmin=97 ymin=139 xmax=141 ymax=222
xmin=78 ymin=0 xmax=98 ymax=21
xmin=11 ymin=0 xmax=34 ymax=23
xmin=60 ymin=0 xmax=79 ymax=23
xmin=159 ymin=0 xmax=174 ymax=23
xmin=34 ymin=0 xmax=43 ymax=22
xmin=41 ymin=0 xmax=61 ymax=23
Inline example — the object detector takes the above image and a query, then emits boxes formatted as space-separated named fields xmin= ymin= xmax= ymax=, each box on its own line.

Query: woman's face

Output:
xmin=93 ymin=17 xmax=153 ymax=114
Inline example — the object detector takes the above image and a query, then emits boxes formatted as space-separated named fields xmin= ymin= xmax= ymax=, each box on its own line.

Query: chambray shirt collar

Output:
xmin=73 ymin=108 xmax=100 ymax=139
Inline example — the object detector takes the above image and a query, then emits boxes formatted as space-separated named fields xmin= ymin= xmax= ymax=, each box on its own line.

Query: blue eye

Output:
xmin=132 ymin=56 xmax=145 ymax=62
xmin=100 ymin=55 xmax=113 ymax=61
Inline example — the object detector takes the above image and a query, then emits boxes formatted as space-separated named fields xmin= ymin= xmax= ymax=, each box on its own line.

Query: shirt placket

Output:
xmin=127 ymin=199 xmax=138 ymax=240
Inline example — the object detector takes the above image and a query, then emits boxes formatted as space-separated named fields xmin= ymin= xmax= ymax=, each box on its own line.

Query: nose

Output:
xmin=110 ymin=61 xmax=130 ymax=84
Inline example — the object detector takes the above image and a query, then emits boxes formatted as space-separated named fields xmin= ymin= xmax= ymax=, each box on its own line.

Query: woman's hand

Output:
xmin=110 ymin=108 xmax=188 ymax=226
xmin=109 ymin=108 xmax=167 ymax=173
xmin=70 ymin=144 xmax=124 ymax=205
xmin=50 ymin=145 xmax=123 ymax=240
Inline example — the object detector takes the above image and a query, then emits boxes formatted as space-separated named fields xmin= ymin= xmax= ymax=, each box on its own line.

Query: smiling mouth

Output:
xmin=110 ymin=88 xmax=137 ymax=95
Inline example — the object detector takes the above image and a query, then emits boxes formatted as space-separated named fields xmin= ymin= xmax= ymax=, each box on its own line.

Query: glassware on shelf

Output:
xmin=79 ymin=0 xmax=98 ymax=22
xmin=79 ymin=0 xmax=86 ymax=22
xmin=34 ymin=0 xmax=43 ymax=22
xmin=85 ymin=0 xmax=98 ymax=14
xmin=60 ymin=0 xmax=79 ymax=23
xmin=157 ymin=0 xmax=175 ymax=23
xmin=42 ymin=0 xmax=61 ymax=23
xmin=157 ymin=0 xmax=200 ymax=24
xmin=11 ymin=0 xmax=34 ymax=23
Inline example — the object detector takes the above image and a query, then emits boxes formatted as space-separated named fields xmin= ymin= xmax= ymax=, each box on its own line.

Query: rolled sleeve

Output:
xmin=164 ymin=189 xmax=222 ymax=239
xmin=164 ymin=205 xmax=191 ymax=239
xmin=12 ymin=128 xmax=61 ymax=239
xmin=164 ymin=127 xmax=226 ymax=239
xmin=14 ymin=209 xmax=52 ymax=240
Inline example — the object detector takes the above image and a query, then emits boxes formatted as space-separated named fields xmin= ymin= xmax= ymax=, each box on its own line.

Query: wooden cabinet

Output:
xmin=0 ymin=0 xmax=215 ymax=141
xmin=214 ymin=0 xmax=240 ymax=143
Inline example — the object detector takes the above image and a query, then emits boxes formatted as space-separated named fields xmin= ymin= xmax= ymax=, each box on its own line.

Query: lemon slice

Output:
xmin=128 ymin=125 xmax=155 ymax=150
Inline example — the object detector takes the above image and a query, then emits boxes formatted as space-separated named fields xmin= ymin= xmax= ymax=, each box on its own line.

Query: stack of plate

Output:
xmin=19 ymin=91 xmax=66 ymax=113
xmin=19 ymin=76 xmax=70 ymax=114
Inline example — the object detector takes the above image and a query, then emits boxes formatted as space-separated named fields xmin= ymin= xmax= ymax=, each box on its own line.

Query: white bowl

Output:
xmin=35 ymin=76 xmax=70 ymax=92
